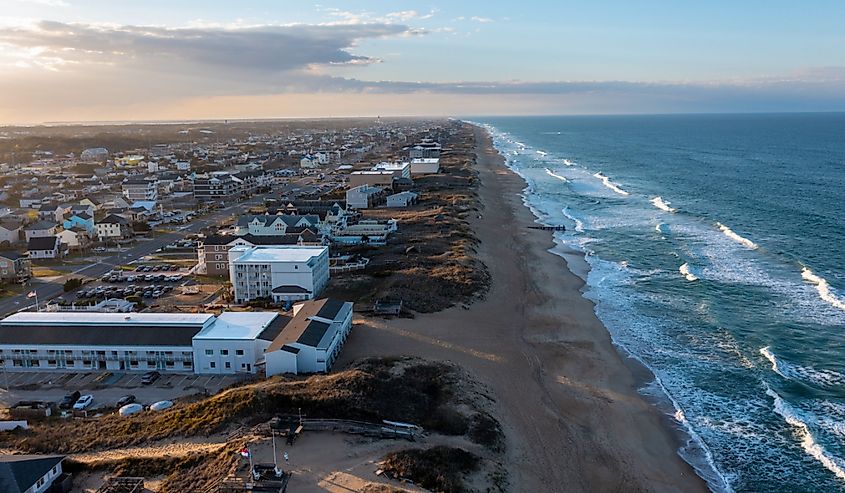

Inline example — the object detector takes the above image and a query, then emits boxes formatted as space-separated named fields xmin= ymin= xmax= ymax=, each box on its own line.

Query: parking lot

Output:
xmin=66 ymin=264 xmax=191 ymax=304
xmin=0 ymin=370 xmax=243 ymax=410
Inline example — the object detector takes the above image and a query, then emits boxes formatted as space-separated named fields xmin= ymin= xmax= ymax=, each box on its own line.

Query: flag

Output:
xmin=27 ymin=291 xmax=36 ymax=299
xmin=239 ymin=448 xmax=250 ymax=458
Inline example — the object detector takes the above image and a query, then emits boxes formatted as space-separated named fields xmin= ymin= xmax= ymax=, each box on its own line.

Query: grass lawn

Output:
xmin=31 ymin=267 xmax=65 ymax=277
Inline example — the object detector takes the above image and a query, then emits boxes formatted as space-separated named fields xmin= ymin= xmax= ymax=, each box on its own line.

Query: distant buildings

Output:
xmin=80 ymin=147 xmax=109 ymax=162
xmin=386 ymin=191 xmax=419 ymax=208
xmin=193 ymin=171 xmax=241 ymax=202
xmin=348 ymin=170 xmax=397 ymax=188
xmin=408 ymin=138 xmax=441 ymax=159
xmin=346 ymin=185 xmax=386 ymax=209
xmin=410 ymin=157 xmax=440 ymax=175
xmin=122 ymin=178 xmax=158 ymax=202
xmin=229 ymin=245 xmax=330 ymax=304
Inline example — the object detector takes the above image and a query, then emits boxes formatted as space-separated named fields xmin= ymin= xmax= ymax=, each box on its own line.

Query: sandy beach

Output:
xmin=340 ymin=125 xmax=709 ymax=492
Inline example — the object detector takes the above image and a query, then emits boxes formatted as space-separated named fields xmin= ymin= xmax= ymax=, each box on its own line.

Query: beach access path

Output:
xmin=338 ymin=125 xmax=709 ymax=492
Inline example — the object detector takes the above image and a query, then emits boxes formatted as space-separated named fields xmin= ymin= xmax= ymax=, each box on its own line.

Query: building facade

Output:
xmin=229 ymin=245 xmax=330 ymax=303
xmin=122 ymin=178 xmax=159 ymax=202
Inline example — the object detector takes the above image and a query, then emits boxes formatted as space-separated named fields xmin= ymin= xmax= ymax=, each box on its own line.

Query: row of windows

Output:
xmin=5 ymin=359 xmax=192 ymax=368
xmin=204 ymin=349 xmax=244 ymax=356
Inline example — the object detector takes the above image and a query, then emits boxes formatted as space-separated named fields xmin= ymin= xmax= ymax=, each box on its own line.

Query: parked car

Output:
xmin=150 ymin=400 xmax=173 ymax=411
xmin=59 ymin=391 xmax=81 ymax=409
xmin=119 ymin=403 xmax=144 ymax=417
xmin=73 ymin=394 xmax=94 ymax=410
xmin=116 ymin=395 xmax=136 ymax=407
xmin=134 ymin=266 xmax=144 ymax=272
xmin=140 ymin=371 xmax=161 ymax=385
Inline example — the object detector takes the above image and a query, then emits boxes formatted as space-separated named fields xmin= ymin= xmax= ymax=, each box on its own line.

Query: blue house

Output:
xmin=62 ymin=211 xmax=95 ymax=234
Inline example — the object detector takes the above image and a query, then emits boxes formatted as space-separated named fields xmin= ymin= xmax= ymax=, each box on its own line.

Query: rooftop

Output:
xmin=231 ymin=245 xmax=327 ymax=263
xmin=193 ymin=312 xmax=281 ymax=341
xmin=1 ymin=311 xmax=213 ymax=327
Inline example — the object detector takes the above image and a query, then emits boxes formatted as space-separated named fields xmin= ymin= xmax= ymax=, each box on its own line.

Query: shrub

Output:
xmin=63 ymin=278 xmax=82 ymax=292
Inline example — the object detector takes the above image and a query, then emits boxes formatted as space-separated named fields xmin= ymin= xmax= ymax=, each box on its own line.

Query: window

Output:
xmin=210 ymin=362 xmax=216 ymax=368
xmin=225 ymin=362 xmax=231 ymax=369
xmin=220 ymin=349 xmax=228 ymax=355
xmin=47 ymin=360 xmax=56 ymax=366
xmin=184 ymin=360 xmax=192 ymax=367
xmin=147 ymin=361 xmax=156 ymax=368
xmin=205 ymin=349 xmax=213 ymax=355
xmin=236 ymin=350 xmax=244 ymax=356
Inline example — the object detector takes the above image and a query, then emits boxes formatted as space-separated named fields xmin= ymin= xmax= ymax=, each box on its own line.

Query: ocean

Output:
xmin=474 ymin=114 xmax=845 ymax=492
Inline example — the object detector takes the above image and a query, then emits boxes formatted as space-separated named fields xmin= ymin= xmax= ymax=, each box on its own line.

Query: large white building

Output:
xmin=265 ymin=298 xmax=353 ymax=375
xmin=0 ymin=301 xmax=352 ymax=376
xmin=229 ymin=245 xmax=330 ymax=304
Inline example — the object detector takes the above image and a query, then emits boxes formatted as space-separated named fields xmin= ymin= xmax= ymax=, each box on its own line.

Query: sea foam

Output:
xmin=801 ymin=267 xmax=845 ymax=312
xmin=715 ymin=222 xmax=759 ymax=250
xmin=562 ymin=159 xmax=575 ymax=166
xmin=766 ymin=385 xmax=845 ymax=482
xmin=593 ymin=172 xmax=630 ymax=196
xmin=651 ymin=196 xmax=677 ymax=213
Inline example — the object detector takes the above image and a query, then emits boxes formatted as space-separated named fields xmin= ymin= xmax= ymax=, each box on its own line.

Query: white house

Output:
xmin=265 ymin=298 xmax=353 ymax=375
xmin=235 ymin=214 xmax=320 ymax=236
xmin=27 ymin=236 xmax=62 ymax=259
xmin=0 ymin=454 xmax=66 ymax=493
xmin=229 ymin=245 xmax=330 ymax=304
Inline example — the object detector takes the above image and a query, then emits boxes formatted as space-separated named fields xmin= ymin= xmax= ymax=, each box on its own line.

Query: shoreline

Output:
xmin=340 ymin=123 xmax=709 ymax=492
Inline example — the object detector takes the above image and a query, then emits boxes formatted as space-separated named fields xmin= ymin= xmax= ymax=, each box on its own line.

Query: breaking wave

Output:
xmin=766 ymin=385 xmax=845 ymax=482
xmin=563 ymin=159 xmax=575 ymax=166
xmin=651 ymin=196 xmax=677 ymax=213
xmin=544 ymin=168 xmax=568 ymax=182
xmin=760 ymin=347 xmax=845 ymax=388
xmin=801 ymin=267 xmax=845 ymax=312
xmin=593 ymin=172 xmax=630 ymax=196
xmin=680 ymin=263 xmax=699 ymax=281
xmin=716 ymin=222 xmax=759 ymax=250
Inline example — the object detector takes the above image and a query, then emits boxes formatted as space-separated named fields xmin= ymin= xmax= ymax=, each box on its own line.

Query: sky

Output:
xmin=1 ymin=0 xmax=845 ymax=123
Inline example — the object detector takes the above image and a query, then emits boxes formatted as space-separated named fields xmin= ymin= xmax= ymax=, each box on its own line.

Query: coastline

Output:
xmin=340 ymin=124 xmax=709 ymax=492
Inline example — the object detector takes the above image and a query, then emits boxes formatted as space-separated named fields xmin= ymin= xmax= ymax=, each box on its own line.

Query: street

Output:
xmin=0 ymin=197 xmax=263 ymax=317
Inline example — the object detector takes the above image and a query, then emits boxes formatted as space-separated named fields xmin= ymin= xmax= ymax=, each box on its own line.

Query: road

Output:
xmin=0 ymin=197 xmax=263 ymax=317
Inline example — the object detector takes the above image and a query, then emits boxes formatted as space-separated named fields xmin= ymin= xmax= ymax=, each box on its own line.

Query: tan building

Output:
xmin=197 ymin=231 xmax=321 ymax=277
xmin=348 ymin=170 xmax=396 ymax=188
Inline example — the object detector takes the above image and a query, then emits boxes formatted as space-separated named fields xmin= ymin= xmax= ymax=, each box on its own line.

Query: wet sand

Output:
xmin=339 ymin=125 xmax=708 ymax=492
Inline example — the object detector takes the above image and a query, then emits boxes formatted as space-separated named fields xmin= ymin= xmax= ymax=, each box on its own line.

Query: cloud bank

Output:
xmin=1 ymin=20 xmax=844 ymax=123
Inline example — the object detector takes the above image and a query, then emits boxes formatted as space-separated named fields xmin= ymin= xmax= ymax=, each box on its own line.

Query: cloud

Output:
xmin=0 ymin=20 xmax=843 ymax=122
xmin=0 ymin=20 xmax=415 ymax=73
xmin=470 ymin=16 xmax=495 ymax=24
